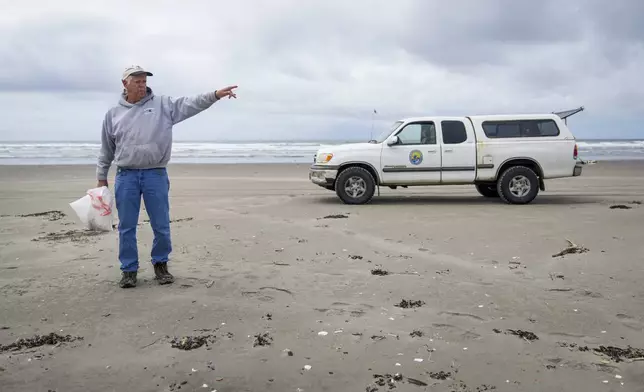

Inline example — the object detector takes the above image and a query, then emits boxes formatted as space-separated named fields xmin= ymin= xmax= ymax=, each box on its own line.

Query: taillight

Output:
xmin=573 ymin=143 xmax=578 ymax=159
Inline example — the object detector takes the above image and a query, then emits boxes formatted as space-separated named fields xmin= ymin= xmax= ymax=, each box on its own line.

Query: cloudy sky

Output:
xmin=1 ymin=0 xmax=643 ymax=142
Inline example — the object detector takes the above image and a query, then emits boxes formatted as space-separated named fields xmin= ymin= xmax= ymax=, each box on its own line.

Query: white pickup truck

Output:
xmin=309 ymin=112 xmax=583 ymax=205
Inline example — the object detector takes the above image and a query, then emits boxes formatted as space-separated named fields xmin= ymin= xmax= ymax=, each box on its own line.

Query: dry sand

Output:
xmin=1 ymin=161 xmax=643 ymax=392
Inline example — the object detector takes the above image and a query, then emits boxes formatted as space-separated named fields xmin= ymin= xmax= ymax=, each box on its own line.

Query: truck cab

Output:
xmin=309 ymin=113 xmax=583 ymax=205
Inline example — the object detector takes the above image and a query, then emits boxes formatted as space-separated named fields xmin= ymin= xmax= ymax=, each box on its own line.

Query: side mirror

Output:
xmin=387 ymin=136 xmax=399 ymax=146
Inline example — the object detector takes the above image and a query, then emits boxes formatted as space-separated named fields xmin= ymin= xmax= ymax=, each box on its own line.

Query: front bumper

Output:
xmin=309 ymin=164 xmax=339 ymax=188
xmin=573 ymin=163 xmax=583 ymax=176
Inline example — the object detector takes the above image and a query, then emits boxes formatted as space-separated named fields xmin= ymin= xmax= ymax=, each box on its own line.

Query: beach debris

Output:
xmin=18 ymin=210 xmax=66 ymax=221
xmin=413 ymin=358 xmax=423 ymax=362
xmin=371 ymin=335 xmax=387 ymax=341
xmin=395 ymin=299 xmax=425 ymax=309
xmin=371 ymin=267 xmax=389 ymax=276
xmin=303 ymin=365 xmax=312 ymax=371
xmin=593 ymin=345 xmax=644 ymax=363
xmin=263 ymin=313 xmax=273 ymax=321
xmin=508 ymin=261 xmax=525 ymax=270
xmin=436 ymin=269 xmax=450 ymax=275
xmin=319 ymin=214 xmax=349 ymax=219
xmin=205 ymin=280 xmax=215 ymax=288
xmin=429 ymin=371 xmax=451 ymax=380
xmin=552 ymin=239 xmax=589 ymax=258
xmin=407 ymin=377 xmax=428 ymax=387
xmin=548 ymin=273 xmax=565 ymax=280
xmin=318 ymin=331 xmax=328 ymax=336
xmin=410 ymin=330 xmax=424 ymax=338
xmin=609 ymin=205 xmax=631 ymax=210
xmin=32 ymin=229 xmax=105 ymax=243
xmin=0 ymin=332 xmax=83 ymax=352
xmin=253 ymin=332 xmax=273 ymax=347
xmin=172 ymin=217 xmax=194 ymax=223
xmin=371 ymin=373 xmax=426 ymax=389
xmin=558 ymin=342 xmax=590 ymax=352
xmin=170 ymin=334 xmax=216 ymax=350
xmin=493 ymin=329 xmax=539 ymax=341
xmin=373 ymin=373 xmax=403 ymax=388
xmin=282 ymin=348 xmax=294 ymax=357
xmin=349 ymin=254 xmax=363 ymax=260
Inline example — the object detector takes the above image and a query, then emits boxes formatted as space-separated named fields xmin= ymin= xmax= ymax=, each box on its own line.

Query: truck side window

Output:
xmin=533 ymin=120 xmax=560 ymax=136
xmin=396 ymin=122 xmax=435 ymax=145
xmin=483 ymin=120 xmax=560 ymax=138
xmin=441 ymin=121 xmax=467 ymax=144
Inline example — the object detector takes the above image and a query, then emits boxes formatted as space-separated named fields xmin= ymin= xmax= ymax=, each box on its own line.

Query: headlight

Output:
xmin=317 ymin=153 xmax=334 ymax=163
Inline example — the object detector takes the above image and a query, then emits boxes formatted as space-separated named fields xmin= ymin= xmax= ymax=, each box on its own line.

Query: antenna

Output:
xmin=370 ymin=109 xmax=377 ymax=140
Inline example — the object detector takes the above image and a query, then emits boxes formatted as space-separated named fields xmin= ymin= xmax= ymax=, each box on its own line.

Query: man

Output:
xmin=97 ymin=65 xmax=238 ymax=288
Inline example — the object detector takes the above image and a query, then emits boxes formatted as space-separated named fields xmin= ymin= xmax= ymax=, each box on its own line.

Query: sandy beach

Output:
xmin=1 ymin=161 xmax=643 ymax=392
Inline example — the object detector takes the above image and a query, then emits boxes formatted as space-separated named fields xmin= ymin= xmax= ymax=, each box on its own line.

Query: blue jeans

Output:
xmin=115 ymin=167 xmax=172 ymax=272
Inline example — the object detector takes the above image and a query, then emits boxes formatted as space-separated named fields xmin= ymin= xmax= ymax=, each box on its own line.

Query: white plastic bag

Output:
xmin=69 ymin=186 xmax=114 ymax=232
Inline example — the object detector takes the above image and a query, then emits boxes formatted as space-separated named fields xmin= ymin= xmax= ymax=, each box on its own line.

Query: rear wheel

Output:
xmin=335 ymin=166 xmax=376 ymax=205
xmin=475 ymin=183 xmax=499 ymax=198
xmin=497 ymin=166 xmax=539 ymax=204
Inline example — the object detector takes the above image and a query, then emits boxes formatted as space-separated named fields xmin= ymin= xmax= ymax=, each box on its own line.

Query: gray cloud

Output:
xmin=0 ymin=16 xmax=125 ymax=93
xmin=0 ymin=0 xmax=643 ymax=141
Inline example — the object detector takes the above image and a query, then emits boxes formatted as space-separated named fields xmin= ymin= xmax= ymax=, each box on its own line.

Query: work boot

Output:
xmin=119 ymin=271 xmax=137 ymax=288
xmin=154 ymin=262 xmax=175 ymax=285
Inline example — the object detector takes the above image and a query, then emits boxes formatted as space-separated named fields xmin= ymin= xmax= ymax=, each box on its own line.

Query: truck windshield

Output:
xmin=369 ymin=121 xmax=403 ymax=143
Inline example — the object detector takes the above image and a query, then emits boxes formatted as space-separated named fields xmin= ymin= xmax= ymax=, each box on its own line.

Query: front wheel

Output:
xmin=497 ymin=166 xmax=539 ymax=204
xmin=475 ymin=183 xmax=499 ymax=198
xmin=335 ymin=167 xmax=376 ymax=205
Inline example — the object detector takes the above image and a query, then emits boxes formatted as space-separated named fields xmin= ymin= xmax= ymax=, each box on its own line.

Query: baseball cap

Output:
xmin=122 ymin=65 xmax=153 ymax=80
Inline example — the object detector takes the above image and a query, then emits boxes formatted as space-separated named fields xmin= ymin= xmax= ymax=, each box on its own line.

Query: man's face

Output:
xmin=122 ymin=74 xmax=147 ymax=101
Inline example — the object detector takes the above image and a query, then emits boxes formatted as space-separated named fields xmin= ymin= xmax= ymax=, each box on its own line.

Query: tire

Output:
xmin=335 ymin=166 xmax=376 ymax=205
xmin=475 ymin=183 xmax=499 ymax=198
xmin=496 ymin=166 xmax=539 ymax=204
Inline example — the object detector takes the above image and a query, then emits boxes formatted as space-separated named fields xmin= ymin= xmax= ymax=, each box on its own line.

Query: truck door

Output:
xmin=380 ymin=121 xmax=441 ymax=184
xmin=439 ymin=119 xmax=476 ymax=183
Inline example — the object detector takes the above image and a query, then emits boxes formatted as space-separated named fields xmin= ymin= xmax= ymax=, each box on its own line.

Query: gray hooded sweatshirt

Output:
xmin=96 ymin=87 xmax=219 ymax=180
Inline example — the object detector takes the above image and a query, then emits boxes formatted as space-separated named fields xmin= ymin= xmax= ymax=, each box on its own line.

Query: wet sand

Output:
xmin=1 ymin=161 xmax=644 ymax=392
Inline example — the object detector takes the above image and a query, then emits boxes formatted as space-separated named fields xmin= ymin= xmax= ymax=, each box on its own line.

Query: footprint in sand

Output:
xmin=241 ymin=292 xmax=275 ymax=302
xmin=437 ymin=311 xmax=486 ymax=321
xmin=315 ymin=302 xmax=374 ymax=318
xmin=616 ymin=314 xmax=644 ymax=331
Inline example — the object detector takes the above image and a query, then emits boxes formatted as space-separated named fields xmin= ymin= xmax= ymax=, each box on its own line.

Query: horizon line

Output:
xmin=1 ymin=137 xmax=644 ymax=143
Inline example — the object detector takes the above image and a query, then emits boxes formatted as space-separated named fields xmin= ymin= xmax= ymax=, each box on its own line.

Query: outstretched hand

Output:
xmin=216 ymin=85 xmax=238 ymax=100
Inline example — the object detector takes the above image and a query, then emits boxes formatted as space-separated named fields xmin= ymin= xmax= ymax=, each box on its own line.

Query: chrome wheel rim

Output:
xmin=344 ymin=176 xmax=366 ymax=199
xmin=509 ymin=175 xmax=531 ymax=198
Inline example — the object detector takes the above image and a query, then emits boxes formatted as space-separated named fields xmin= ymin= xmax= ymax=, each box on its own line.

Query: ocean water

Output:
xmin=0 ymin=140 xmax=642 ymax=165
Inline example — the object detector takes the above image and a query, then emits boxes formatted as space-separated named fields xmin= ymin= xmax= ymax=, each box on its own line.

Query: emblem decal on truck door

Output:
xmin=409 ymin=150 xmax=423 ymax=165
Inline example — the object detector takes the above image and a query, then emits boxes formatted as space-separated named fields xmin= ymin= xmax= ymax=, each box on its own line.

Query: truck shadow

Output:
xmin=314 ymin=195 xmax=600 ymax=206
